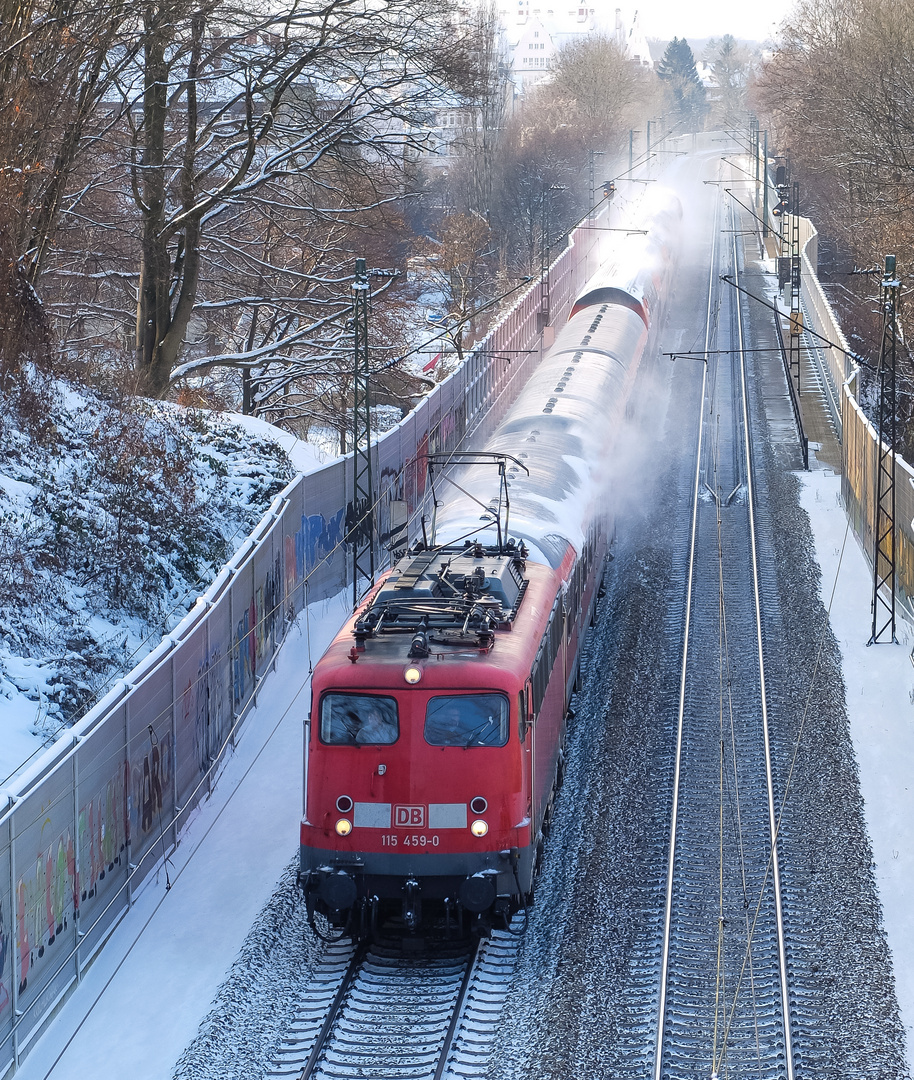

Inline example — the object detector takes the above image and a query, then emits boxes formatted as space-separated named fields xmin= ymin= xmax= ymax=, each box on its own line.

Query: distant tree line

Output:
xmin=434 ymin=33 xmax=658 ymax=294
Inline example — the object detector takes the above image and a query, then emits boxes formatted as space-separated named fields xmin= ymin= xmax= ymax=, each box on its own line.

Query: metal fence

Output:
xmin=0 ymin=213 xmax=603 ymax=1075
xmin=841 ymin=376 xmax=914 ymax=615
xmin=788 ymin=207 xmax=914 ymax=617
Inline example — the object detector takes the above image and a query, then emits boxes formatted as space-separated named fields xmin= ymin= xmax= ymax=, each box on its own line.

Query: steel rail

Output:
xmin=652 ymin=165 xmax=718 ymax=1080
xmin=728 ymin=208 xmax=796 ymax=1080
xmin=432 ymin=937 xmax=483 ymax=1080
xmin=298 ymin=941 xmax=369 ymax=1080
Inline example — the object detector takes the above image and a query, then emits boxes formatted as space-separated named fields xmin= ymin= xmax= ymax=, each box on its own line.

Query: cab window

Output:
xmin=424 ymin=694 xmax=509 ymax=747
xmin=320 ymin=693 xmax=398 ymax=745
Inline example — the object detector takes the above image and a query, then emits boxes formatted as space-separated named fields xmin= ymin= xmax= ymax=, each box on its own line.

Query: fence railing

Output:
xmin=769 ymin=185 xmax=914 ymax=620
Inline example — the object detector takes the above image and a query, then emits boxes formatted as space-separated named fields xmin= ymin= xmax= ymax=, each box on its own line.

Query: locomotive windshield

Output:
xmin=424 ymin=694 xmax=509 ymax=748
xmin=320 ymin=694 xmax=399 ymax=745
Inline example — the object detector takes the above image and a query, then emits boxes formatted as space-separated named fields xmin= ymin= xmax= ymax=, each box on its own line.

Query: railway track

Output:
xmin=172 ymin=148 xmax=905 ymax=1080
xmin=654 ymin=172 xmax=794 ymax=1079
xmin=266 ymin=919 xmax=524 ymax=1080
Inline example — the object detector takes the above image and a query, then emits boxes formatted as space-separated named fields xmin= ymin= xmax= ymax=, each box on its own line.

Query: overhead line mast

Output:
xmin=870 ymin=255 xmax=900 ymax=645
xmin=350 ymin=257 xmax=374 ymax=608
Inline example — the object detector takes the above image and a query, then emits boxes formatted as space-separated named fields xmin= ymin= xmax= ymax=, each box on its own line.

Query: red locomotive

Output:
xmin=300 ymin=513 xmax=603 ymax=936
xmin=299 ymin=187 xmax=681 ymax=936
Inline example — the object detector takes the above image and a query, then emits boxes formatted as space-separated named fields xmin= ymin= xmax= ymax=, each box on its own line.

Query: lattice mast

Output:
xmin=789 ymin=181 xmax=802 ymax=391
xmin=749 ymin=116 xmax=760 ymax=206
xmin=351 ymin=257 xmax=375 ymax=607
xmin=588 ymin=148 xmax=604 ymax=219
xmin=870 ymin=254 xmax=900 ymax=644
xmin=539 ymin=195 xmax=551 ymax=328
xmin=762 ymin=130 xmax=769 ymax=237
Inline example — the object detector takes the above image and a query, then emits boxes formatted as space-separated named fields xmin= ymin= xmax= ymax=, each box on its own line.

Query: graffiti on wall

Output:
xmin=134 ymin=732 xmax=170 ymax=836
xmin=298 ymin=509 xmax=346 ymax=576
xmin=255 ymin=552 xmax=283 ymax=666
xmin=376 ymin=467 xmax=402 ymax=555
xmin=185 ymin=643 xmax=229 ymax=775
xmin=17 ymin=810 xmax=100 ymax=996
xmin=232 ymin=551 xmax=283 ymax=706
xmin=0 ymin=898 xmax=8 ymax=1018
xmin=13 ymin=729 xmax=171 ymax=998
xmin=233 ymin=598 xmax=256 ymax=705
xmin=284 ymin=508 xmax=346 ymax=610
xmin=78 ymin=765 xmax=128 ymax=905
xmin=428 ymin=402 xmax=465 ymax=458
xmin=11 ymin=537 xmax=288 ymax=1010
xmin=405 ymin=432 xmax=429 ymax=510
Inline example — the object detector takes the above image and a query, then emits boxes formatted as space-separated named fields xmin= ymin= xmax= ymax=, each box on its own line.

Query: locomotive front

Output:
xmin=299 ymin=539 xmax=558 ymax=936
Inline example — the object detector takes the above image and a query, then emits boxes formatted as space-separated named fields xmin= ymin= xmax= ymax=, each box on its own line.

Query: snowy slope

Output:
xmin=0 ymin=377 xmax=296 ymax=783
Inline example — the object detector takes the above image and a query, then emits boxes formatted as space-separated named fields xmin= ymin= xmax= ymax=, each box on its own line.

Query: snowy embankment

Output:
xmin=800 ymin=468 xmax=914 ymax=1059
xmin=0 ymin=377 xmax=311 ymax=784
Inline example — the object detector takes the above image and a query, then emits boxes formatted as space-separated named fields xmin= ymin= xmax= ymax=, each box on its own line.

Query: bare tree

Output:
xmin=129 ymin=0 xmax=480 ymax=395
xmin=754 ymin=0 xmax=914 ymax=447
xmin=27 ymin=0 xmax=480 ymax=398
xmin=755 ymin=0 xmax=914 ymax=275
xmin=452 ymin=1 xmax=513 ymax=216
xmin=487 ymin=117 xmax=580 ymax=279
xmin=547 ymin=33 xmax=648 ymax=147
xmin=0 ymin=0 xmax=132 ymax=377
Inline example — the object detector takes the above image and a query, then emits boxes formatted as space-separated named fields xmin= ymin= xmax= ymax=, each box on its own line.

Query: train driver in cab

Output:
xmin=424 ymin=695 xmax=508 ymax=747
xmin=321 ymin=694 xmax=398 ymax=745
xmin=355 ymin=702 xmax=397 ymax=744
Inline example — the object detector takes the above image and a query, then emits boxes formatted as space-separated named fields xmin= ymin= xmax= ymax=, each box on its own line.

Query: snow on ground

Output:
xmin=800 ymin=462 xmax=914 ymax=1059
xmin=11 ymin=458 xmax=914 ymax=1079
xmin=0 ymin=380 xmax=299 ymax=784
xmin=13 ymin=589 xmax=351 ymax=1080
xmin=221 ymin=412 xmax=332 ymax=476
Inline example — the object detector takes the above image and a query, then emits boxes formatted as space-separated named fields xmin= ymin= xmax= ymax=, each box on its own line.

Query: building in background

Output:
xmin=498 ymin=3 xmax=654 ymax=92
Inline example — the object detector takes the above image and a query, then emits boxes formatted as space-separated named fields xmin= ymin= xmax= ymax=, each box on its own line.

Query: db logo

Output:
xmin=394 ymin=805 xmax=426 ymax=827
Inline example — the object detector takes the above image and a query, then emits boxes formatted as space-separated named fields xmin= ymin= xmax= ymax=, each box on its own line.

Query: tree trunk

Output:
xmin=135 ymin=8 xmax=203 ymax=397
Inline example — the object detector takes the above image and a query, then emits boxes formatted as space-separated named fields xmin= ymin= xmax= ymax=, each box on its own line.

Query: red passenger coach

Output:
xmin=299 ymin=529 xmax=604 ymax=937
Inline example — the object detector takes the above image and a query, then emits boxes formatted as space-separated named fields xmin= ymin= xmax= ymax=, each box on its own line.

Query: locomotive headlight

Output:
xmin=470 ymin=819 xmax=488 ymax=838
xmin=335 ymin=818 xmax=353 ymax=836
xmin=404 ymin=665 xmax=422 ymax=684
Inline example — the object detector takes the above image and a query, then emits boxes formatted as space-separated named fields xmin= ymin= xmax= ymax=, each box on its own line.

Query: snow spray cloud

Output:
xmin=433 ymin=184 xmax=684 ymax=567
